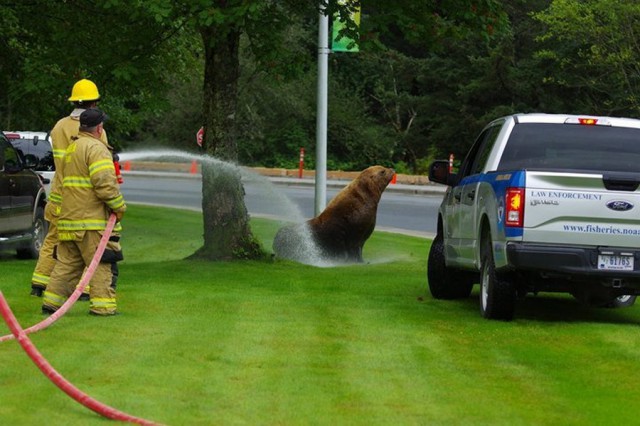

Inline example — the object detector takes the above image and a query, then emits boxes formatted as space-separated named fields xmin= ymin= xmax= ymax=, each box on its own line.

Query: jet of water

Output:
xmin=119 ymin=148 xmax=334 ymax=266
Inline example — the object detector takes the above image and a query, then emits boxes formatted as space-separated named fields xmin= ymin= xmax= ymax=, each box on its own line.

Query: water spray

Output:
xmin=0 ymin=214 xmax=117 ymax=343
xmin=120 ymin=148 xmax=311 ymax=225
xmin=119 ymin=148 xmax=344 ymax=266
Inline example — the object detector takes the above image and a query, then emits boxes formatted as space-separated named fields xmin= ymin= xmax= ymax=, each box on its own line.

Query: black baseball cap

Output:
xmin=80 ymin=108 xmax=108 ymax=127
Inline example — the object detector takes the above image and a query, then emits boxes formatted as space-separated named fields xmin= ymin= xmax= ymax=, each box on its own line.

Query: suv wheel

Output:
xmin=17 ymin=206 xmax=46 ymax=259
xmin=427 ymin=233 xmax=474 ymax=299
xmin=609 ymin=295 xmax=637 ymax=308
xmin=480 ymin=237 xmax=515 ymax=320
xmin=574 ymin=292 xmax=637 ymax=309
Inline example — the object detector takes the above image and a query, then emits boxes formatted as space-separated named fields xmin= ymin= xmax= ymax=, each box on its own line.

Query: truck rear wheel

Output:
xmin=427 ymin=233 xmax=474 ymax=299
xmin=480 ymin=238 xmax=515 ymax=320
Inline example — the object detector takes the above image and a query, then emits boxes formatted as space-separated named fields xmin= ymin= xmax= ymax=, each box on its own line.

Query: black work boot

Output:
xmin=30 ymin=286 xmax=44 ymax=297
xmin=41 ymin=305 xmax=56 ymax=315
xmin=79 ymin=293 xmax=90 ymax=301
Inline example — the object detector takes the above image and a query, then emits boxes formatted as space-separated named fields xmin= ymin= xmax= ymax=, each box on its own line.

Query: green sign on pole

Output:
xmin=331 ymin=1 xmax=360 ymax=52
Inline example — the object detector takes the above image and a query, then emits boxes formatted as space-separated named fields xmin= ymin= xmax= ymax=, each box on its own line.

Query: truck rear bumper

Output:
xmin=505 ymin=242 xmax=640 ymax=287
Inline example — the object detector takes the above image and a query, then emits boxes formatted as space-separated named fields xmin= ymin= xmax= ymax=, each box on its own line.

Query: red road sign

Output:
xmin=196 ymin=127 xmax=204 ymax=147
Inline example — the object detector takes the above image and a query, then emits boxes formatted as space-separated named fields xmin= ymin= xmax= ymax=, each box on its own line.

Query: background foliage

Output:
xmin=2 ymin=0 xmax=639 ymax=173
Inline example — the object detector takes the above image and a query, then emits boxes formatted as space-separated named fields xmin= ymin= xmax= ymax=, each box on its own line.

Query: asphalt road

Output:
xmin=120 ymin=173 xmax=444 ymax=237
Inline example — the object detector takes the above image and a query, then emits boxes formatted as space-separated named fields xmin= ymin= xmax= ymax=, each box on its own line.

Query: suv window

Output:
xmin=497 ymin=123 xmax=640 ymax=173
xmin=4 ymin=133 xmax=54 ymax=172
xmin=1 ymin=137 xmax=21 ymax=172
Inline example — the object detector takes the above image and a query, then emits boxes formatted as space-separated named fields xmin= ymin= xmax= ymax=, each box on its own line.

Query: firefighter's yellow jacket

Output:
xmin=48 ymin=110 xmax=109 ymax=207
xmin=57 ymin=130 xmax=125 ymax=241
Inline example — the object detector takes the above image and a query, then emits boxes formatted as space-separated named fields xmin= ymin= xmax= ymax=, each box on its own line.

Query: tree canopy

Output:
xmin=534 ymin=0 xmax=640 ymax=116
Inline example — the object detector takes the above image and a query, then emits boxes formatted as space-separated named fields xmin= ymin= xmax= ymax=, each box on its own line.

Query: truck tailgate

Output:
xmin=523 ymin=171 xmax=640 ymax=248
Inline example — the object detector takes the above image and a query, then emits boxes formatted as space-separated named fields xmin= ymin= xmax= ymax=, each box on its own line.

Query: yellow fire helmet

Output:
xmin=68 ymin=79 xmax=101 ymax=102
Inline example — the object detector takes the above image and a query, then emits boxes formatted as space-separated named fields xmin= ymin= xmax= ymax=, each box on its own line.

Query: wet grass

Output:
xmin=1 ymin=205 xmax=640 ymax=425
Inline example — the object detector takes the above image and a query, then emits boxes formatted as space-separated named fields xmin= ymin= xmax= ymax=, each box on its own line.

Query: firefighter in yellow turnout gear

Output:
xmin=31 ymin=79 xmax=110 ymax=298
xmin=42 ymin=108 xmax=126 ymax=316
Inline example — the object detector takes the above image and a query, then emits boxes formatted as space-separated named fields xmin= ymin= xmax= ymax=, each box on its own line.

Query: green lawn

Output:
xmin=1 ymin=205 xmax=640 ymax=425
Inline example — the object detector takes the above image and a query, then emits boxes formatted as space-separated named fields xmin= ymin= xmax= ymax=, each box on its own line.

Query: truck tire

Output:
xmin=427 ymin=233 xmax=474 ymax=299
xmin=17 ymin=206 xmax=46 ymax=260
xmin=480 ymin=238 xmax=515 ymax=320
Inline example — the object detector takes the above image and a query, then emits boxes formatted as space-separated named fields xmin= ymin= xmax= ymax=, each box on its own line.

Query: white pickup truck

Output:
xmin=427 ymin=113 xmax=640 ymax=320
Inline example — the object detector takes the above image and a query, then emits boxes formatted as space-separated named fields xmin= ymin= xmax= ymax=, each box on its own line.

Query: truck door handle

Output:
xmin=454 ymin=192 xmax=461 ymax=201
xmin=467 ymin=190 xmax=475 ymax=200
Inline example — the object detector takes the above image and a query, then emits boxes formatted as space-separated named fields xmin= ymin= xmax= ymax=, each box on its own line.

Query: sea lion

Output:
xmin=273 ymin=165 xmax=395 ymax=264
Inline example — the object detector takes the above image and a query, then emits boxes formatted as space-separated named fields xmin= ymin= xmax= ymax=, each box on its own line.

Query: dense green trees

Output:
xmin=534 ymin=0 xmax=640 ymax=116
xmin=0 ymin=0 xmax=197 ymax=148
xmin=1 ymin=0 xmax=508 ymax=168
xmin=4 ymin=1 xmax=640 ymax=170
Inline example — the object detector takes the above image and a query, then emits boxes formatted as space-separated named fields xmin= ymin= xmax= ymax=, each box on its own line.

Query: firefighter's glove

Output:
xmin=114 ymin=210 xmax=125 ymax=222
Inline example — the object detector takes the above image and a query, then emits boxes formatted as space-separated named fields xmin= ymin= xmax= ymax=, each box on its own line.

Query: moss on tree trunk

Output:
xmin=190 ymin=23 xmax=265 ymax=261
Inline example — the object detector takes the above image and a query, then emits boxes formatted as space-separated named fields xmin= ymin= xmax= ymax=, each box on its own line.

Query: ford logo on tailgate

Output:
xmin=606 ymin=200 xmax=634 ymax=211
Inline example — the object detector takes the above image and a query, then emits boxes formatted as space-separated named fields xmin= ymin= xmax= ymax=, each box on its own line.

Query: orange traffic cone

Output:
xmin=123 ymin=161 xmax=131 ymax=171
xmin=391 ymin=173 xmax=397 ymax=184
xmin=190 ymin=160 xmax=198 ymax=174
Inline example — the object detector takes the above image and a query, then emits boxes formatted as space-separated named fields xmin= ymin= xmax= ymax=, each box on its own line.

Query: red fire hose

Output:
xmin=0 ymin=213 xmax=162 ymax=424
xmin=0 ymin=291 xmax=162 ymax=425
xmin=0 ymin=214 xmax=117 ymax=343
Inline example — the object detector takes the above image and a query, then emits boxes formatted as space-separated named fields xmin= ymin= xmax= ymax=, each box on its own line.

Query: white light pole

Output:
xmin=315 ymin=4 xmax=329 ymax=215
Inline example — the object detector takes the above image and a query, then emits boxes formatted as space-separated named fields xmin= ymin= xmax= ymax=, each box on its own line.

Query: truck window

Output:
xmin=470 ymin=125 xmax=501 ymax=175
xmin=459 ymin=124 xmax=502 ymax=178
xmin=497 ymin=123 xmax=640 ymax=173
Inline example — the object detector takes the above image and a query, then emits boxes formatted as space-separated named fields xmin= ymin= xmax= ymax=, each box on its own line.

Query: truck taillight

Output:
xmin=564 ymin=117 xmax=611 ymax=126
xmin=578 ymin=118 xmax=597 ymax=125
xmin=505 ymin=188 xmax=524 ymax=227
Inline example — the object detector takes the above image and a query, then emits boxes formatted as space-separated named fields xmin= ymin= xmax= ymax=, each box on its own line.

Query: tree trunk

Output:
xmin=190 ymin=24 xmax=263 ymax=260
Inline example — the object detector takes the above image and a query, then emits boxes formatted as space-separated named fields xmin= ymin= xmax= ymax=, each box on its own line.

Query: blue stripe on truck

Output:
xmin=460 ymin=170 xmax=526 ymax=238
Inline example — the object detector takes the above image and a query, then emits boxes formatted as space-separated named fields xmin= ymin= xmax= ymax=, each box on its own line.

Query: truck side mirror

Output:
xmin=429 ymin=160 xmax=458 ymax=186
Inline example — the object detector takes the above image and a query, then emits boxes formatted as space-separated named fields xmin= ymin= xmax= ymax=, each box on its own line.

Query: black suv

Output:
xmin=0 ymin=133 xmax=47 ymax=258
xmin=4 ymin=131 xmax=54 ymax=194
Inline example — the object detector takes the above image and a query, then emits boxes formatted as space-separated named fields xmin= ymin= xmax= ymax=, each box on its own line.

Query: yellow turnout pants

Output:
xmin=31 ymin=202 xmax=91 ymax=295
xmin=43 ymin=231 xmax=117 ymax=315
xmin=31 ymin=202 xmax=59 ymax=289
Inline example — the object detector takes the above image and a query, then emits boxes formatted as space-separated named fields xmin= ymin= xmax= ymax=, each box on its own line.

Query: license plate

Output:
xmin=598 ymin=255 xmax=634 ymax=271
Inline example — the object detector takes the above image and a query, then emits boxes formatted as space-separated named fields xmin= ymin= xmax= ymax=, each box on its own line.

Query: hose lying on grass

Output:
xmin=0 ymin=290 xmax=162 ymax=425
xmin=0 ymin=214 xmax=117 ymax=343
